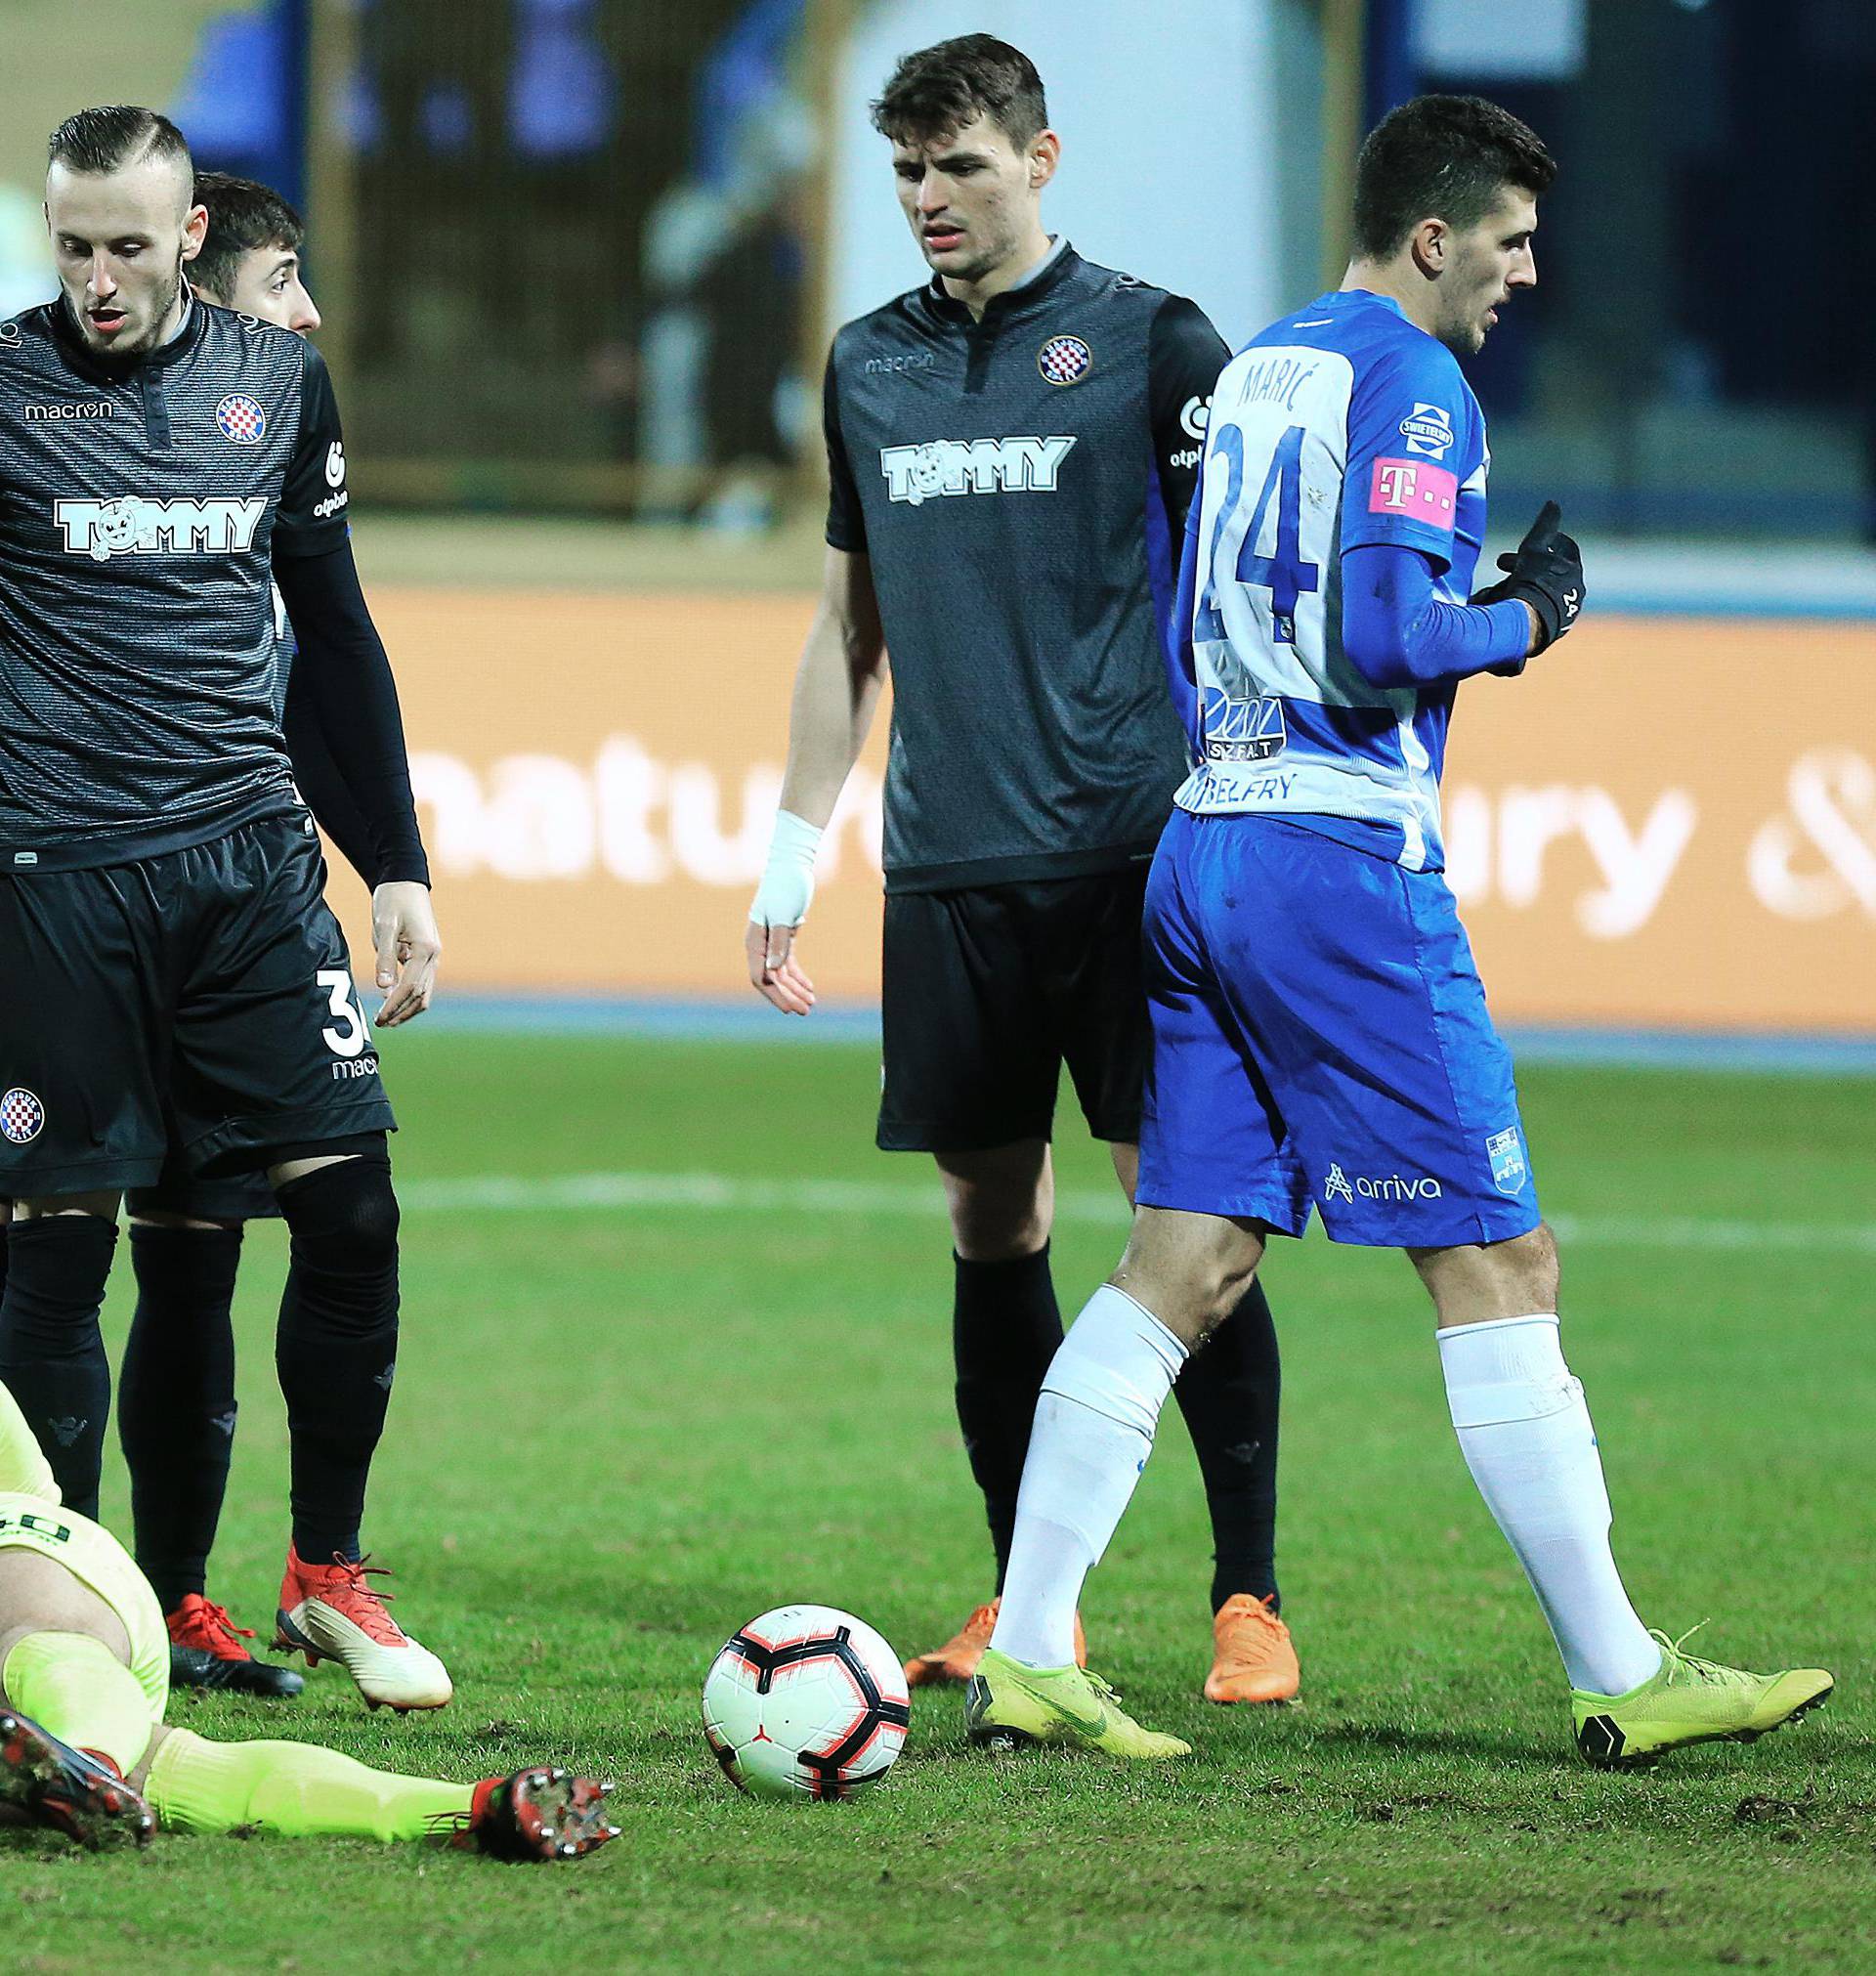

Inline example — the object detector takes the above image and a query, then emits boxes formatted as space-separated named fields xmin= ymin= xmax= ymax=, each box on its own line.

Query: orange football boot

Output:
xmin=903 ymin=1596 xmax=1087 ymax=1687
xmin=1204 ymin=1593 xmax=1300 ymax=1704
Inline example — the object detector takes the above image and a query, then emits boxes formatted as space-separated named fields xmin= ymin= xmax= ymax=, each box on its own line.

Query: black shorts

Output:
xmin=876 ymin=865 xmax=1152 ymax=1154
xmin=0 ymin=813 xmax=396 ymax=1198
xmin=124 ymin=1151 xmax=279 ymax=1224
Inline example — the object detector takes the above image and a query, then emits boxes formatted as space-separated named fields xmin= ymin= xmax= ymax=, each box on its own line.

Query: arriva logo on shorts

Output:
xmin=1323 ymin=1162 xmax=1445 ymax=1204
xmin=55 ymin=495 xmax=265 ymax=561
xmin=879 ymin=435 xmax=1076 ymax=506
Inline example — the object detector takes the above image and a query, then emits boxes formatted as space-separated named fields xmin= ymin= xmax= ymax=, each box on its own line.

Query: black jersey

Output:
xmin=824 ymin=244 xmax=1229 ymax=892
xmin=0 ymin=295 xmax=352 ymax=872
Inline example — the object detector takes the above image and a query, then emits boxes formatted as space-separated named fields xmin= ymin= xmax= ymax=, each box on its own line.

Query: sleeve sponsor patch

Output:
xmin=1367 ymin=457 xmax=1458 ymax=525
xmin=1397 ymin=402 xmax=1455 ymax=457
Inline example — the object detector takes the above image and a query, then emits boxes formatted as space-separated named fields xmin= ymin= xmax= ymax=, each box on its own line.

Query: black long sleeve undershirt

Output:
xmin=274 ymin=538 xmax=430 ymax=887
xmin=279 ymin=657 xmax=382 ymax=885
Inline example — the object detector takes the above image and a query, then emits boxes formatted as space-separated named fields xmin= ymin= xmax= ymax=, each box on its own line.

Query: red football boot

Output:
xmin=455 ymin=1769 xmax=620 ymax=1862
xmin=168 ymin=1593 xmax=304 ymax=1698
xmin=0 ymin=1712 xmax=153 ymax=1850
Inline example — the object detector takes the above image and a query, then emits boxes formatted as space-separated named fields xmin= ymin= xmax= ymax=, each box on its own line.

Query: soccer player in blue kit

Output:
xmin=964 ymin=96 xmax=1833 ymax=1768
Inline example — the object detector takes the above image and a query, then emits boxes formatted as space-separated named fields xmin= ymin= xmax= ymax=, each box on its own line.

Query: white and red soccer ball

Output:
xmin=702 ymin=1605 xmax=910 ymax=1801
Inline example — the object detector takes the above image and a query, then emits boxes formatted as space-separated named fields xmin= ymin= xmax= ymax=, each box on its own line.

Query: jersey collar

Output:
xmin=48 ymin=287 xmax=206 ymax=383
xmin=920 ymin=238 xmax=1080 ymax=328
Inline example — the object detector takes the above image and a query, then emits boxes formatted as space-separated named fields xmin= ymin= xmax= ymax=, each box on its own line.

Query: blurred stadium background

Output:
xmin=2 ymin=0 xmax=1869 ymax=1049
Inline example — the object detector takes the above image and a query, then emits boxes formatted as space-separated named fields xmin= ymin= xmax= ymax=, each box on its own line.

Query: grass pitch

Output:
xmin=6 ymin=1030 xmax=1874 ymax=1972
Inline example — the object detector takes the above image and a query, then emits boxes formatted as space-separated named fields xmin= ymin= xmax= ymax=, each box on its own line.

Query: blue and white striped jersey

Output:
xmin=1172 ymin=289 xmax=1489 ymax=871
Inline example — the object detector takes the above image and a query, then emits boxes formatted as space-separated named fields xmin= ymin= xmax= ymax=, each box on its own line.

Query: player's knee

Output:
xmin=277 ymin=1148 xmax=400 ymax=1275
xmin=0 ymin=1212 xmax=118 ymax=1327
xmin=939 ymin=1146 xmax=1051 ymax=1261
xmin=949 ymin=1194 xmax=1049 ymax=1261
xmin=1498 ymin=1221 xmax=1559 ymax=1308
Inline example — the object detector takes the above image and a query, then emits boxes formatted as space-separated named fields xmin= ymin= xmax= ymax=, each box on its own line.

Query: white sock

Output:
xmin=988 ymin=1285 xmax=1188 ymax=1668
xmin=1438 ymin=1314 xmax=1662 ymax=1697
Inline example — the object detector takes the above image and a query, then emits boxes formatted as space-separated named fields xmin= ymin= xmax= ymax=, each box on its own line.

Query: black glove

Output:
xmin=1471 ymin=499 xmax=1584 ymax=667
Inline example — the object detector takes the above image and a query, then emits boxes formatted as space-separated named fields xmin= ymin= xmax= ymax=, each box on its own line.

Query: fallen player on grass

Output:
xmin=0 ymin=1377 xmax=615 ymax=1857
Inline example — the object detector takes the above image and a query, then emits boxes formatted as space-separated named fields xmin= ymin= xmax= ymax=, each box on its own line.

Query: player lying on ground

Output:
xmin=0 ymin=1379 xmax=616 ymax=1856
xmin=961 ymin=95 xmax=1833 ymax=1771
xmin=746 ymin=33 xmax=1296 ymax=1706
xmin=0 ymin=110 xmax=448 ymax=1717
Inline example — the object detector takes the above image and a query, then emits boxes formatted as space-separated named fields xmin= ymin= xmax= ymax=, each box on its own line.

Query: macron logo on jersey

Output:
xmin=55 ymin=494 xmax=265 ymax=562
xmin=1368 ymin=457 xmax=1458 ymax=525
xmin=879 ymin=435 xmax=1077 ymax=506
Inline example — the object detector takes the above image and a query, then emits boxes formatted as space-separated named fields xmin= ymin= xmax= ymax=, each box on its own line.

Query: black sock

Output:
xmin=0 ymin=1215 xmax=117 ymax=1520
xmin=1172 ymin=1279 xmax=1281 ymax=1613
xmin=274 ymin=1155 xmax=400 ymax=1564
xmin=119 ymin=1224 xmax=243 ymax=1614
xmin=953 ymin=1245 xmax=1064 ymax=1591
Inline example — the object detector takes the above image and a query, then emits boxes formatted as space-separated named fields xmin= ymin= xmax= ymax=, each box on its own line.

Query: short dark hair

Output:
xmin=1352 ymin=94 xmax=1556 ymax=261
xmin=870 ymin=35 xmax=1047 ymax=150
xmin=190 ymin=171 xmax=305 ymax=304
xmin=47 ymin=105 xmax=192 ymax=179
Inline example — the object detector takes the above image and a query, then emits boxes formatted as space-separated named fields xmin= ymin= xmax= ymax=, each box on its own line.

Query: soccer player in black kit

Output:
xmin=0 ymin=108 xmax=449 ymax=1714
xmin=107 ymin=171 xmax=382 ymax=1702
xmin=746 ymin=38 xmax=1299 ymax=1702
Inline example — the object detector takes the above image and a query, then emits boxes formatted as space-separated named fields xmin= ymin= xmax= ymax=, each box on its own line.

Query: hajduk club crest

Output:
xmin=1 ymin=1088 xmax=44 ymax=1143
xmin=216 ymin=394 xmax=267 ymax=444
xmin=1037 ymin=334 xmax=1092 ymax=385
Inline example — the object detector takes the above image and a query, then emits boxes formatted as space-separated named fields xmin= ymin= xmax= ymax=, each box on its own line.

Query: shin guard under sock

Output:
xmin=0 ymin=1216 xmax=117 ymax=1519
xmin=952 ymin=1246 xmax=1065 ymax=1589
xmin=274 ymin=1155 xmax=400 ymax=1564
xmin=1438 ymin=1314 xmax=1661 ymax=1697
xmin=1172 ymin=1279 xmax=1281 ymax=1612
xmin=120 ymin=1224 xmax=243 ymax=1613
xmin=145 ymin=1727 xmax=470 ymax=1839
xmin=989 ymin=1285 xmax=1188 ymax=1667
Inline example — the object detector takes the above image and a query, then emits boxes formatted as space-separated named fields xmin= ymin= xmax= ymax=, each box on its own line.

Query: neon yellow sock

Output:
xmin=0 ymin=1377 xmax=59 ymax=1500
xmin=1 ymin=1632 xmax=152 ymax=1774
xmin=145 ymin=1728 xmax=475 ymax=1841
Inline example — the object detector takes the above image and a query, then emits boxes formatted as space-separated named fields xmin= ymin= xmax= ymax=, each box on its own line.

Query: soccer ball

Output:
xmin=701 ymin=1605 xmax=911 ymax=1801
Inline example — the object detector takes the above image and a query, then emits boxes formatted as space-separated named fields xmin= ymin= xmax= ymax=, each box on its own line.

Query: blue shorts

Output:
xmin=1136 ymin=811 xmax=1540 ymax=1248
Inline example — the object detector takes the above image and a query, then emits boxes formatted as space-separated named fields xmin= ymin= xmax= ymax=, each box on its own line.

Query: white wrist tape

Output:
xmin=748 ymin=809 xmax=824 ymax=928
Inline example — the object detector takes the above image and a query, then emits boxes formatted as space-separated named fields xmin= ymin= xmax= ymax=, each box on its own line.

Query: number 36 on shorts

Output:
xmin=316 ymin=967 xmax=371 ymax=1059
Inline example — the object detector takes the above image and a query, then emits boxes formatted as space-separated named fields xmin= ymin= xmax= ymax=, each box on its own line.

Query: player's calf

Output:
xmin=274 ymin=1152 xmax=401 ymax=1559
xmin=0 ymin=1210 xmax=119 ymax=1516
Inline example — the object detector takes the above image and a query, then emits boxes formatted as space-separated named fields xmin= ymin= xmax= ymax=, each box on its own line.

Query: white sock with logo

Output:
xmin=988 ymin=1285 xmax=1189 ymax=1669
xmin=1438 ymin=1314 xmax=1662 ymax=1697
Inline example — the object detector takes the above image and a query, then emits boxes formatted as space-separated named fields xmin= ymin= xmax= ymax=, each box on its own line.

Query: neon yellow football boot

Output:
xmin=1573 ymin=1627 xmax=1833 ymax=1770
xmin=965 ymin=1648 xmax=1191 ymax=1760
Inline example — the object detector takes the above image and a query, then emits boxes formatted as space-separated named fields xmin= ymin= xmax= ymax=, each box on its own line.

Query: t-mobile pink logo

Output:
xmin=1369 ymin=456 xmax=1457 ymax=521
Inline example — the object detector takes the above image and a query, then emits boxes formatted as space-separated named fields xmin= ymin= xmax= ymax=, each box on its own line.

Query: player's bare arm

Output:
xmin=745 ymin=545 xmax=885 ymax=1014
